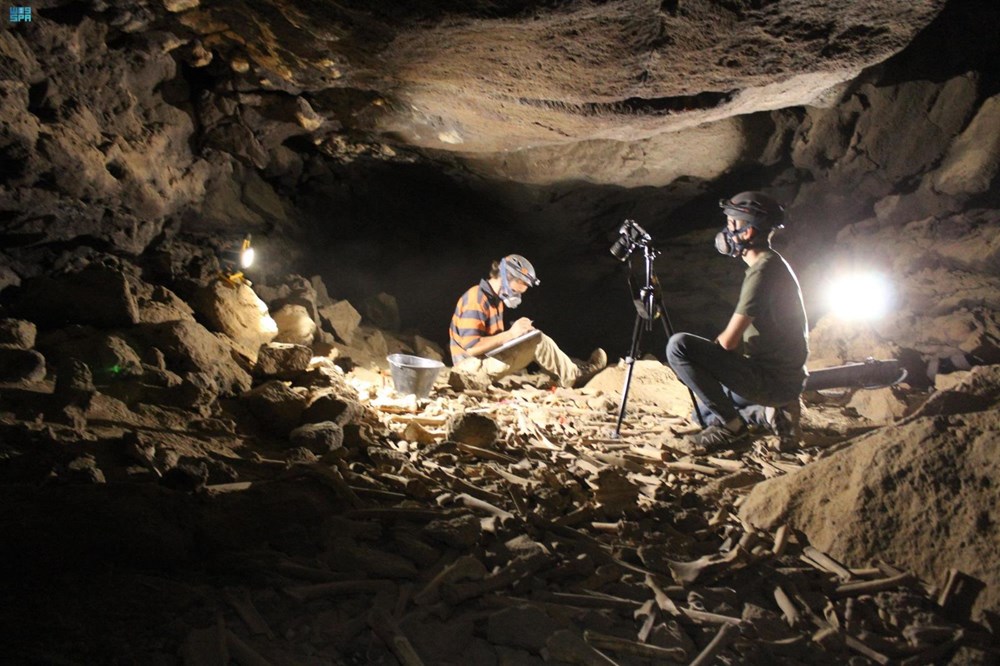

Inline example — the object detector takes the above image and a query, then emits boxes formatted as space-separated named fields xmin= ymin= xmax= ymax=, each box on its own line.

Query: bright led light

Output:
xmin=825 ymin=272 xmax=892 ymax=321
xmin=240 ymin=247 xmax=255 ymax=269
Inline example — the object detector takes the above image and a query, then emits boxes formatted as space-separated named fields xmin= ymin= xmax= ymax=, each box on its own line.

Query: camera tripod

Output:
xmin=613 ymin=243 xmax=702 ymax=437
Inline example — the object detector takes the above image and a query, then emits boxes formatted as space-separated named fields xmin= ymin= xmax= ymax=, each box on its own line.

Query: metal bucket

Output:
xmin=387 ymin=353 xmax=445 ymax=399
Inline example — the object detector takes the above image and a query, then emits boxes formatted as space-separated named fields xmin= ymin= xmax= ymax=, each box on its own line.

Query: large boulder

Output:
xmin=9 ymin=266 xmax=140 ymax=329
xmin=740 ymin=365 xmax=1000 ymax=620
xmin=318 ymin=300 xmax=362 ymax=345
xmin=190 ymin=279 xmax=277 ymax=361
xmin=271 ymin=304 xmax=316 ymax=346
xmin=127 ymin=320 xmax=252 ymax=396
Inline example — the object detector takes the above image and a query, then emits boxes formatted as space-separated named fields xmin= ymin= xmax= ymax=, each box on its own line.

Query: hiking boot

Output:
xmin=573 ymin=348 xmax=608 ymax=387
xmin=684 ymin=423 xmax=752 ymax=453
xmin=765 ymin=400 xmax=802 ymax=449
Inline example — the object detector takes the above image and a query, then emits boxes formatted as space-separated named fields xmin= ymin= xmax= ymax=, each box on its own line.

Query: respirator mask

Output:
xmin=714 ymin=226 xmax=755 ymax=257
xmin=499 ymin=260 xmax=522 ymax=309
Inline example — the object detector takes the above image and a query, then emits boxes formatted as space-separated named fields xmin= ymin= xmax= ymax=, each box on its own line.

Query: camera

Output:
xmin=610 ymin=219 xmax=652 ymax=261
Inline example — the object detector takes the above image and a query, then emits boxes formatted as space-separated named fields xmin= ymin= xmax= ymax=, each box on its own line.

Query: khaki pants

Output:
xmin=456 ymin=333 xmax=580 ymax=387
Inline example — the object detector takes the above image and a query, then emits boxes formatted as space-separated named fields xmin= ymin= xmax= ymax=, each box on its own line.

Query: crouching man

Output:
xmin=666 ymin=192 xmax=808 ymax=451
xmin=449 ymin=254 xmax=606 ymax=388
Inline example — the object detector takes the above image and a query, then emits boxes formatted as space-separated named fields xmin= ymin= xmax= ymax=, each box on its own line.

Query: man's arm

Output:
xmin=716 ymin=312 xmax=752 ymax=350
xmin=464 ymin=317 xmax=535 ymax=357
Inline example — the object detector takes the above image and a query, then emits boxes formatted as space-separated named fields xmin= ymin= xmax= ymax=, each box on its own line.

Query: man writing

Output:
xmin=666 ymin=192 xmax=808 ymax=450
xmin=449 ymin=254 xmax=607 ymax=388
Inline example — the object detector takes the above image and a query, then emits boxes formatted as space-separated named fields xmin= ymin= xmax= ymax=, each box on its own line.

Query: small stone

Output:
xmin=0 ymin=319 xmax=37 ymax=349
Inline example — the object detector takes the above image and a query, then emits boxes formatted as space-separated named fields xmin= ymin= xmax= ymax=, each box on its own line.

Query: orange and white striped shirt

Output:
xmin=449 ymin=279 xmax=505 ymax=364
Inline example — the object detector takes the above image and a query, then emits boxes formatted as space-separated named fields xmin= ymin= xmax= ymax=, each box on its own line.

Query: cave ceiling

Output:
xmin=168 ymin=0 xmax=946 ymax=186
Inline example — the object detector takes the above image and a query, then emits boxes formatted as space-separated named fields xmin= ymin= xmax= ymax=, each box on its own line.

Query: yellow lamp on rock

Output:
xmin=220 ymin=234 xmax=255 ymax=286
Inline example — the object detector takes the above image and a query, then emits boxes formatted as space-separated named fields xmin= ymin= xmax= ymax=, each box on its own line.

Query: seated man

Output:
xmin=449 ymin=254 xmax=607 ymax=388
xmin=666 ymin=191 xmax=808 ymax=450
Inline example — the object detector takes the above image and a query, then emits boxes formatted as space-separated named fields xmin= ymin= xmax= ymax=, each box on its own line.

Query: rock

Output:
xmin=0 ymin=319 xmax=36 ymax=349
xmin=846 ymin=386 xmax=909 ymax=424
xmin=301 ymin=389 xmax=361 ymax=426
xmin=66 ymin=455 xmax=106 ymax=484
xmin=318 ymin=300 xmax=361 ymax=345
xmin=190 ymin=280 xmax=277 ymax=362
xmin=423 ymin=514 xmax=481 ymax=549
xmin=365 ymin=292 xmax=401 ymax=331
xmin=254 ymin=342 xmax=312 ymax=378
xmin=310 ymin=275 xmax=333 ymax=307
xmin=11 ymin=266 xmax=140 ymax=329
xmin=412 ymin=335 xmax=444 ymax=362
xmin=272 ymin=304 xmax=316 ymax=346
xmin=131 ymin=282 xmax=196 ymax=325
xmin=0 ymin=348 xmax=46 ymax=382
xmin=355 ymin=327 xmax=389 ymax=366
xmin=0 ymin=266 xmax=20 ymax=294
xmin=128 ymin=320 xmax=252 ymax=397
xmin=163 ymin=0 xmax=199 ymax=12
xmin=446 ymin=413 xmax=499 ymax=448
xmin=55 ymin=358 xmax=95 ymax=401
xmin=487 ymin=604 xmax=563 ymax=652
xmin=239 ymin=380 xmax=307 ymax=435
xmin=739 ymin=395 xmax=1000 ymax=619
xmin=289 ymin=421 xmax=344 ymax=454
xmin=930 ymin=93 xmax=1000 ymax=197
xmin=448 ymin=367 xmax=491 ymax=392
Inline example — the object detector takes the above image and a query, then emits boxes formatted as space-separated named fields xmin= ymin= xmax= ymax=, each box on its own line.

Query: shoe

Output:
xmin=573 ymin=348 xmax=608 ymax=387
xmin=765 ymin=400 xmax=802 ymax=448
xmin=685 ymin=423 xmax=752 ymax=452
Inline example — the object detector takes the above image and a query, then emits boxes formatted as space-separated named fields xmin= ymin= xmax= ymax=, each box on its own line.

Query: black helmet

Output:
xmin=719 ymin=191 xmax=785 ymax=230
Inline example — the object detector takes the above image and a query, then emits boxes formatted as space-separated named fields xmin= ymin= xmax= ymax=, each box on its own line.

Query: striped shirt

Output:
xmin=449 ymin=279 xmax=505 ymax=363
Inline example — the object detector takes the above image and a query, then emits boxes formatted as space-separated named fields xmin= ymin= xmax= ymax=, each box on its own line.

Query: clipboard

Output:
xmin=485 ymin=329 xmax=542 ymax=358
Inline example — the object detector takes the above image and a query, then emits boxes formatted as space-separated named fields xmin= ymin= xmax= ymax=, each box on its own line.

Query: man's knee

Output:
xmin=666 ymin=332 xmax=692 ymax=362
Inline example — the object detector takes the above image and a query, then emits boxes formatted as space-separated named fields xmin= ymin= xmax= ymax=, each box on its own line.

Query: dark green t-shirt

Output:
xmin=734 ymin=249 xmax=809 ymax=382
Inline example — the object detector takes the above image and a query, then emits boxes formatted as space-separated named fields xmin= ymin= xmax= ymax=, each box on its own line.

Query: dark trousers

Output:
xmin=666 ymin=332 xmax=802 ymax=427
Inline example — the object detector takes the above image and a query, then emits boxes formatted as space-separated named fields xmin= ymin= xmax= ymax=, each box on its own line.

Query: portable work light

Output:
xmin=824 ymin=271 xmax=892 ymax=321
xmin=220 ymin=234 xmax=255 ymax=285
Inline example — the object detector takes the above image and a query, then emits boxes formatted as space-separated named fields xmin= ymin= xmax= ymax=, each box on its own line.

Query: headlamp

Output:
xmin=610 ymin=219 xmax=652 ymax=262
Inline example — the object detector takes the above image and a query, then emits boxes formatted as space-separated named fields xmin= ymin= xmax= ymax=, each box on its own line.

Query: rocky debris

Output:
xmin=2 ymin=296 xmax=998 ymax=663
xmin=740 ymin=365 xmax=1000 ymax=621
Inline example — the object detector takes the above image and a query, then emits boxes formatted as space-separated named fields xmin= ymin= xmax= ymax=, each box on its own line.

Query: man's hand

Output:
xmin=508 ymin=317 xmax=535 ymax=339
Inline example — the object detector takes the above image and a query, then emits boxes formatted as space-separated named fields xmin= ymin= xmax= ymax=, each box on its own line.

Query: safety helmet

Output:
xmin=719 ymin=191 xmax=785 ymax=230
xmin=502 ymin=254 xmax=540 ymax=287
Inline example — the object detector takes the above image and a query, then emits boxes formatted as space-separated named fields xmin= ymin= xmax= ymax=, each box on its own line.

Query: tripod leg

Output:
xmin=614 ymin=314 xmax=645 ymax=438
xmin=656 ymin=298 xmax=705 ymax=428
